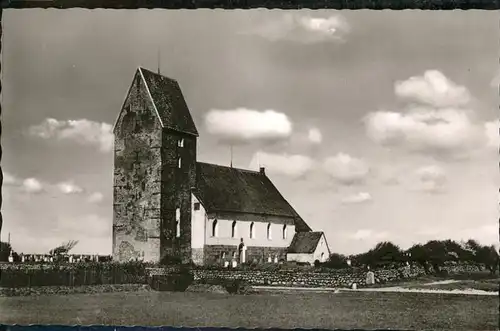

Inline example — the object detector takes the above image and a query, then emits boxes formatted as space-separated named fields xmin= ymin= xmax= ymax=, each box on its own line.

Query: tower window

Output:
xmin=194 ymin=202 xmax=200 ymax=211
xmin=250 ymin=222 xmax=255 ymax=239
xmin=212 ymin=219 xmax=218 ymax=237
xmin=267 ymin=223 xmax=272 ymax=240
xmin=178 ymin=139 xmax=184 ymax=147
xmin=175 ymin=208 xmax=181 ymax=238
xmin=283 ymin=225 xmax=287 ymax=240
xmin=231 ymin=221 xmax=237 ymax=238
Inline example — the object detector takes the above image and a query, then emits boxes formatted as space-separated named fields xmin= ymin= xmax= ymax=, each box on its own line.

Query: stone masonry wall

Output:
xmin=147 ymin=265 xmax=427 ymax=288
xmin=203 ymin=245 xmax=288 ymax=265
xmin=113 ymin=70 xmax=163 ymax=263
xmin=160 ymin=130 xmax=197 ymax=264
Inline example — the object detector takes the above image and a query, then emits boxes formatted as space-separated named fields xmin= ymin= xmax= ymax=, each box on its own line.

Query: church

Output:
xmin=112 ymin=67 xmax=330 ymax=266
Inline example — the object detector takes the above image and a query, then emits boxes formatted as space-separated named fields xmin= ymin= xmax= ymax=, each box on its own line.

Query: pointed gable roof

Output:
xmin=115 ymin=67 xmax=198 ymax=136
xmin=194 ymin=162 xmax=312 ymax=232
xmin=287 ymin=232 xmax=325 ymax=254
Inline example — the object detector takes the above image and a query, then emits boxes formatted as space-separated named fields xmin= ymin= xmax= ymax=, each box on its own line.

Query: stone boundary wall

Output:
xmin=146 ymin=262 xmax=489 ymax=288
xmin=147 ymin=265 xmax=427 ymax=288
xmin=203 ymin=245 xmax=287 ymax=265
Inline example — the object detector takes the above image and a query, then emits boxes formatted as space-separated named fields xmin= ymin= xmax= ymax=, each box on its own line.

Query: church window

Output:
xmin=249 ymin=222 xmax=255 ymax=239
xmin=231 ymin=221 xmax=237 ymax=238
xmin=175 ymin=208 xmax=181 ymax=238
xmin=178 ymin=157 xmax=182 ymax=169
xmin=212 ymin=219 xmax=218 ymax=237
xmin=267 ymin=223 xmax=272 ymax=240
xmin=178 ymin=139 xmax=184 ymax=147
xmin=194 ymin=202 xmax=200 ymax=211
xmin=283 ymin=225 xmax=287 ymax=240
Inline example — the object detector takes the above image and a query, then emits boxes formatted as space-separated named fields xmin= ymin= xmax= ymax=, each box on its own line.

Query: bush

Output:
xmin=0 ymin=261 xmax=151 ymax=288
xmin=196 ymin=278 xmax=255 ymax=295
xmin=149 ymin=270 xmax=194 ymax=292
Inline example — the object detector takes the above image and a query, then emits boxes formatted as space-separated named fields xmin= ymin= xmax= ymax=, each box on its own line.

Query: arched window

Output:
xmin=283 ymin=225 xmax=287 ymax=240
xmin=249 ymin=222 xmax=255 ymax=239
xmin=231 ymin=221 xmax=237 ymax=238
xmin=175 ymin=208 xmax=181 ymax=238
xmin=267 ymin=223 xmax=272 ymax=240
xmin=178 ymin=157 xmax=182 ymax=169
xmin=320 ymin=252 xmax=325 ymax=263
xmin=212 ymin=219 xmax=218 ymax=237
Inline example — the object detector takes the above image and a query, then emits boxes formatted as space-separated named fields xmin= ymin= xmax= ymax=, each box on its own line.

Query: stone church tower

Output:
xmin=112 ymin=67 xmax=198 ymax=264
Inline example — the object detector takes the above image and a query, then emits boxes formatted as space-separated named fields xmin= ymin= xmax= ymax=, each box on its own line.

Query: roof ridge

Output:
xmin=197 ymin=161 xmax=262 ymax=175
xmin=138 ymin=66 xmax=178 ymax=82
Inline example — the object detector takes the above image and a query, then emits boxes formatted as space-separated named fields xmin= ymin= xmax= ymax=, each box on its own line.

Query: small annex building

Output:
xmin=286 ymin=232 xmax=331 ymax=265
xmin=112 ymin=67 xmax=329 ymax=266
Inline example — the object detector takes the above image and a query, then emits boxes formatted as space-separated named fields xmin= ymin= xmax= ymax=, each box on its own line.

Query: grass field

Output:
xmin=405 ymin=279 xmax=499 ymax=292
xmin=0 ymin=290 xmax=497 ymax=330
xmin=365 ymin=271 xmax=499 ymax=292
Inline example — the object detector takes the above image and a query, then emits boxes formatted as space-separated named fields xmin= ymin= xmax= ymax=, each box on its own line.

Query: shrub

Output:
xmin=196 ymin=278 xmax=255 ymax=294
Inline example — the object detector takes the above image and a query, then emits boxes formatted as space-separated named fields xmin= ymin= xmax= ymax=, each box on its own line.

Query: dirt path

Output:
xmin=253 ymin=284 xmax=498 ymax=296
xmin=423 ymin=280 xmax=460 ymax=285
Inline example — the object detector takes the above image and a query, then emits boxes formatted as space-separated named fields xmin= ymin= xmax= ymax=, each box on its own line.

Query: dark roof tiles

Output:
xmin=287 ymin=232 xmax=324 ymax=254
xmin=139 ymin=67 xmax=198 ymax=136
xmin=194 ymin=162 xmax=312 ymax=232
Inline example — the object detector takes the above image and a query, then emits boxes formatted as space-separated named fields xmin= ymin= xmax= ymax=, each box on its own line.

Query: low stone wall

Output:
xmin=441 ymin=262 xmax=485 ymax=273
xmin=147 ymin=265 xmax=426 ymax=288
xmin=203 ymin=245 xmax=287 ymax=265
xmin=0 ymin=284 xmax=152 ymax=297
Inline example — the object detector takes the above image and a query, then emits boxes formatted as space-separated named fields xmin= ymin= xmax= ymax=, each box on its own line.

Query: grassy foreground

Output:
xmin=0 ymin=290 xmax=497 ymax=330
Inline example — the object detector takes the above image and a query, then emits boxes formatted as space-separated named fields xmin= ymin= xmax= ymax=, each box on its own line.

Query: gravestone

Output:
xmin=366 ymin=271 xmax=375 ymax=285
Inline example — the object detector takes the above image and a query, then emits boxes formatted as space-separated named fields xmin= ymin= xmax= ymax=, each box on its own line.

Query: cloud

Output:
xmin=57 ymin=181 xmax=84 ymax=195
xmin=249 ymin=151 xmax=314 ymax=178
xmin=205 ymin=108 xmax=292 ymax=144
xmin=28 ymin=118 xmax=113 ymax=153
xmin=22 ymin=178 xmax=44 ymax=194
xmin=364 ymin=108 xmax=483 ymax=159
xmin=244 ymin=13 xmax=350 ymax=43
xmin=307 ymin=127 xmax=323 ymax=144
xmin=341 ymin=192 xmax=372 ymax=204
xmin=366 ymin=71 xmax=493 ymax=159
xmin=415 ymin=165 xmax=447 ymax=194
xmin=350 ymin=229 xmax=388 ymax=241
xmin=87 ymin=192 xmax=104 ymax=204
xmin=394 ymin=70 xmax=471 ymax=108
xmin=484 ymin=120 xmax=498 ymax=149
xmin=323 ymin=153 xmax=370 ymax=185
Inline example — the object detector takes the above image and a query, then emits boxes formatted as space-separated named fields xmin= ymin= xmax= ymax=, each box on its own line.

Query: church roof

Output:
xmin=287 ymin=232 xmax=324 ymax=254
xmin=139 ymin=67 xmax=199 ymax=136
xmin=194 ymin=162 xmax=312 ymax=232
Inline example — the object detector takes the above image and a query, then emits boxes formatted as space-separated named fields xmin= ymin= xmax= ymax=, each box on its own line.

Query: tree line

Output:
xmin=325 ymin=239 xmax=499 ymax=274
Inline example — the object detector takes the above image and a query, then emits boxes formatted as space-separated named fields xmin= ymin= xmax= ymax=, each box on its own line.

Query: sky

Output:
xmin=2 ymin=9 xmax=499 ymax=255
